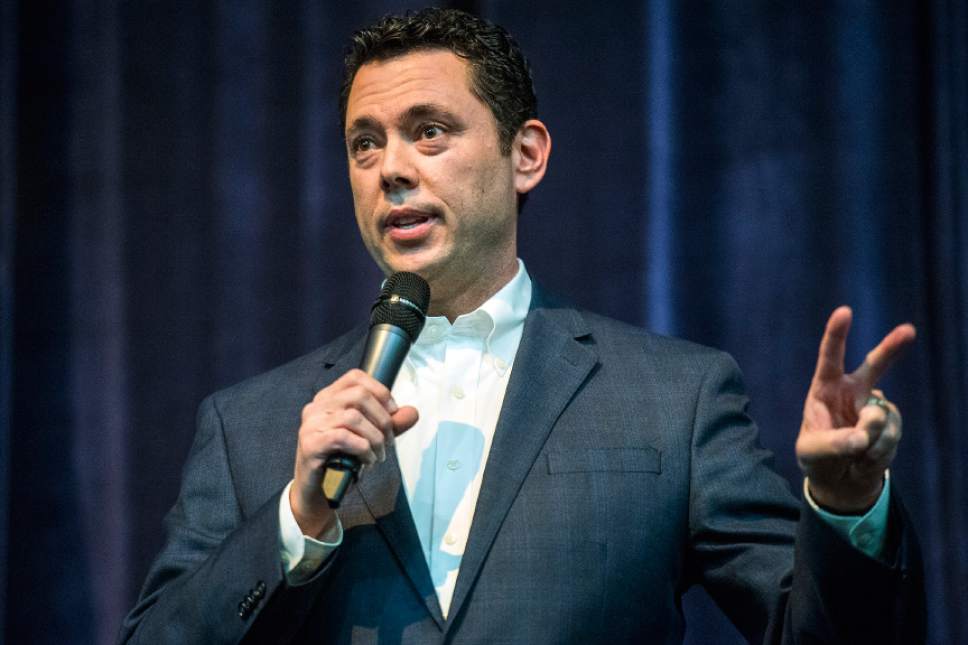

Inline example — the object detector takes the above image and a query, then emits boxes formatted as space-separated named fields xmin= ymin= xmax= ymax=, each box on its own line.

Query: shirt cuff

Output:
xmin=803 ymin=470 xmax=890 ymax=560
xmin=278 ymin=480 xmax=343 ymax=584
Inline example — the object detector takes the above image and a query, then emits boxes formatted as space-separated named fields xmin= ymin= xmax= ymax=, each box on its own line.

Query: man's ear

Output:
xmin=512 ymin=119 xmax=551 ymax=195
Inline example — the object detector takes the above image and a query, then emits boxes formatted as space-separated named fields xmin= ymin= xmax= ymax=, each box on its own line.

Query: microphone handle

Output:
xmin=321 ymin=324 xmax=412 ymax=508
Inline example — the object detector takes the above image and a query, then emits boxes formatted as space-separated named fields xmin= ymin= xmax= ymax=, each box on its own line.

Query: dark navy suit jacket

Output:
xmin=120 ymin=288 xmax=924 ymax=643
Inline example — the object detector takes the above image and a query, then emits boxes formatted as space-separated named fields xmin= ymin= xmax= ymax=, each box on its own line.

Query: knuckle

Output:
xmin=372 ymin=382 xmax=390 ymax=402
xmin=370 ymin=432 xmax=385 ymax=450
xmin=346 ymin=434 xmax=371 ymax=457
xmin=382 ymin=417 xmax=395 ymax=435
xmin=330 ymin=428 xmax=356 ymax=452
xmin=342 ymin=408 xmax=364 ymax=426
xmin=301 ymin=402 xmax=316 ymax=421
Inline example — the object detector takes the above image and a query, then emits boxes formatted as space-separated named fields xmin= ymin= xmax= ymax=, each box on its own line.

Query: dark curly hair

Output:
xmin=339 ymin=8 xmax=538 ymax=155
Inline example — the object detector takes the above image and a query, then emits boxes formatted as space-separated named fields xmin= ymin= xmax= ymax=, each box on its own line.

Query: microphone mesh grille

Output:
xmin=370 ymin=272 xmax=431 ymax=342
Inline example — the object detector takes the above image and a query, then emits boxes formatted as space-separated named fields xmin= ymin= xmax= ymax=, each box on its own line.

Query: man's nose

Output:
xmin=380 ymin=138 xmax=417 ymax=192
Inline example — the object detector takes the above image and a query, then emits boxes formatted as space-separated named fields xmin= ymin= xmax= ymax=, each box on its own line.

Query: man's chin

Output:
xmin=381 ymin=252 xmax=445 ymax=282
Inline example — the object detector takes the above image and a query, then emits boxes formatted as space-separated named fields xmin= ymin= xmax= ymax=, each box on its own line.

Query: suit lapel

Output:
xmin=357 ymin=447 xmax=446 ymax=628
xmin=313 ymin=327 xmax=446 ymax=629
xmin=445 ymin=302 xmax=598 ymax=626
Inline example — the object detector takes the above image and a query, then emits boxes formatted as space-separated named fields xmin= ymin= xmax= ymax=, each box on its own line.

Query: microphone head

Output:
xmin=370 ymin=272 xmax=431 ymax=342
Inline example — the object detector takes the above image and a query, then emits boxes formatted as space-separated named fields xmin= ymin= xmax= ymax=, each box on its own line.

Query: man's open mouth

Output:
xmin=385 ymin=209 xmax=436 ymax=229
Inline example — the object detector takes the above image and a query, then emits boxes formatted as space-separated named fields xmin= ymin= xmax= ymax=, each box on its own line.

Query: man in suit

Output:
xmin=120 ymin=8 xmax=924 ymax=644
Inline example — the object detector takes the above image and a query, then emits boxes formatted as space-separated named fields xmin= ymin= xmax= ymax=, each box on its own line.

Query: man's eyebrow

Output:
xmin=400 ymin=103 xmax=463 ymax=126
xmin=345 ymin=116 xmax=381 ymax=138
xmin=345 ymin=104 xmax=466 ymax=140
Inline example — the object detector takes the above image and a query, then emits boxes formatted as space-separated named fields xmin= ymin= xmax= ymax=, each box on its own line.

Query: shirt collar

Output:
xmin=415 ymin=259 xmax=532 ymax=366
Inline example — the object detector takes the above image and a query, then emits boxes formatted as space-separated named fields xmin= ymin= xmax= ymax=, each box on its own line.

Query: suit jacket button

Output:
xmin=238 ymin=602 xmax=248 ymax=619
xmin=256 ymin=581 xmax=266 ymax=593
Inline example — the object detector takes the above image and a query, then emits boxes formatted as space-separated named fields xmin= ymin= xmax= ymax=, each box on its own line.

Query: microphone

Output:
xmin=321 ymin=271 xmax=431 ymax=508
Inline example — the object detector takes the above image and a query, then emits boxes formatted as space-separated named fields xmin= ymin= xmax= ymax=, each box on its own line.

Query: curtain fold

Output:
xmin=0 ymin=0 xmax=19 ymax=637
xmin=3 ymin=1 xmax=965 ymax=642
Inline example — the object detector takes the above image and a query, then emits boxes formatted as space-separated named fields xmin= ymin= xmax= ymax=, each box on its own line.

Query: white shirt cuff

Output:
xmin=804 ymin=470 xmax=891 ymax=560
xmin=278 ymin=480 xmax=343 ymax=584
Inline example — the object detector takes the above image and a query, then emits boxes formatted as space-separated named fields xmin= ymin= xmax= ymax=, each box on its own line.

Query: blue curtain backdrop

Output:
xmin=2 ymin=0 xmax=965 ymax=643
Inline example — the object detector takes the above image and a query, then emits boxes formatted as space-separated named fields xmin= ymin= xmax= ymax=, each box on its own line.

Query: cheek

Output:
xmin=441 ymin=157 xmax=500 ymax=205
xmin=348 ymin=172 xmax=366 ymax=203
xmin=349 ymin=176 xmax=376 ymax=222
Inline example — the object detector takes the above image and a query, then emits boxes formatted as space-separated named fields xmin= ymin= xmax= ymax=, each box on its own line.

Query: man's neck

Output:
xmin=426 ymin=258 xmax=520 ymax=322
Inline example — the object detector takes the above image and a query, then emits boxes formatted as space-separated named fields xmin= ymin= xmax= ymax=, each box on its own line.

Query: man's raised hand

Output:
xmin=796 ymin=306 xmax=916 ymax=513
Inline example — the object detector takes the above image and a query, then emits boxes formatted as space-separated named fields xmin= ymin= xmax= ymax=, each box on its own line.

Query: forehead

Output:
xmin=345 ymin=50 xmax=483 ymax=126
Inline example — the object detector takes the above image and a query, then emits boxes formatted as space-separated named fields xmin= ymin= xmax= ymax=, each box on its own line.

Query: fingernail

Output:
xmin=387 ymin=398 xmax=398 ymax=413
xmin=848 ymin=433 xmax=867 ymax=450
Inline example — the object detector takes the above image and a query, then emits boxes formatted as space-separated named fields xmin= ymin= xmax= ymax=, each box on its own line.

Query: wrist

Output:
xmin=289 ymin=483 xmax=336 ymax=538
xmin=806 ymin=476 xmax=885 ymax=515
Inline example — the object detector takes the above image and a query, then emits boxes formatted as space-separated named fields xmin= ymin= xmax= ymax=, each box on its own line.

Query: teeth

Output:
xmin=392 ymin=216 xmax=428 ymax=228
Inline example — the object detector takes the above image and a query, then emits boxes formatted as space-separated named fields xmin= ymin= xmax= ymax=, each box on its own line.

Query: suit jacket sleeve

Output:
xmin=117 ymin=394 xmax=332 ymax=644
xmin=687 ymin=352 xmax=925 ymax=644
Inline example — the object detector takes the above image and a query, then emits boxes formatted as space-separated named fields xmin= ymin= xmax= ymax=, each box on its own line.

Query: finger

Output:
xmin=851 ymin=323 xmax=917 ymax=388
xmin=391 ymin=406 xmax=419 ymax=437
xmin=860 ymin=398 xmax=902 ymax=463
xmin=862 ymin=415 xmax=901 ymax=465
xmin=345 ymin=369 xmax=398 ymax=412
xmin=865 ymin=425 xmax=900 ymax=465
xmin=322 ymin=369 xmax=398 ymax=413
xmin=856 ymin=403 xmax=889 ymax=451
xmin=339 ymin=407 xmax=388 ymax=462
xmin=812 ymin=306 xmax=852 ymax=383
xmin=852 ymin=387 xmax=886 ymax=414
xmin=332 ymin=385 xmax=395 ymax=438
xmin=299 ymin=426 xmax=378 ymax=467
xmin=301 ymin=408 xmax=385 ymax=463
xmin=322 ymin=427 xmax=379 ymax=465
xmin=796 ymin=426 xmax=869 ymax=465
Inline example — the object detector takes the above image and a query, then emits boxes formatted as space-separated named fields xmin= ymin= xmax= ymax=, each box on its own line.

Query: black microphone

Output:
xmin=321 ymin=271 xmax=431 ymax=508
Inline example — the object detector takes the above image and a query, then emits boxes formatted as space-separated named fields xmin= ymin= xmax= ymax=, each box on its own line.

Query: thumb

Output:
xmin=391 ymin=405 xmax=419 ymax=436
xmin=796 ymin=427 xmax=868 ymax=466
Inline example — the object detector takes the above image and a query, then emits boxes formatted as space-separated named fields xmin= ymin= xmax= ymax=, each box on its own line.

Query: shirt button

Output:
xmin=444 ymin=534 xmax=457 ymax=546
xmin=446 ymin=459 xmax=460 ymax=471
xmin=451 ymin=386 xmax=464 ymax=399
xmin=857 ymin=533 xmax=872 ymax=547
xmin=494 ymin=357 xmax=508 ymax=370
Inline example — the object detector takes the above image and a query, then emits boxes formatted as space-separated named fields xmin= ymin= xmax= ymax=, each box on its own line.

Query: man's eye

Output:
xmin=352 ymin=137 xmax=375 ymax=152
xmin=420 ymin=125 xmax=443 ymax=139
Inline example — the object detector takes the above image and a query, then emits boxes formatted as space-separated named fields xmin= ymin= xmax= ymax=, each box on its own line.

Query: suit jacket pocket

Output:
xmin=546 ymin=447 xmax=661 ymax=474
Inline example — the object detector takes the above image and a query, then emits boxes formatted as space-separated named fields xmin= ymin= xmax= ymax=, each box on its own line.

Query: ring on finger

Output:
xmin=865 ymin=395 xmax=891 ymax=415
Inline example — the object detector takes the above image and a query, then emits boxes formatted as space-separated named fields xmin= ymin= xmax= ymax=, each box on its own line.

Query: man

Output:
xmin=120 ymin=8 xmax=924 ymax=644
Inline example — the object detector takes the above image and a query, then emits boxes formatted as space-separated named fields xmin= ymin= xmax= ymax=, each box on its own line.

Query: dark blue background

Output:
xmin=3 ymin=1 xmax=965 ymax=642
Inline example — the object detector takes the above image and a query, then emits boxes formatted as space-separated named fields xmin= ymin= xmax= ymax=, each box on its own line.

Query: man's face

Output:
xmin=344 ymin=50 xmax=520 ymax=307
